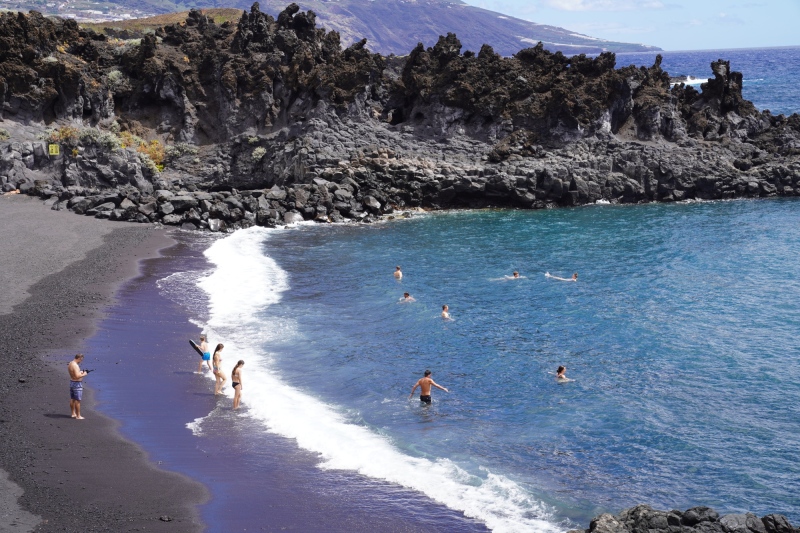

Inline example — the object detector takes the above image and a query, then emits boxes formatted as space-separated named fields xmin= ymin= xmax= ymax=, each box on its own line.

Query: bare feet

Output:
xmin=75 ymin=416 xmax=85 ymax=420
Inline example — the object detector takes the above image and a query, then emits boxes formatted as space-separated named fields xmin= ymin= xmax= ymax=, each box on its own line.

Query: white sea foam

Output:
xmin=190 ymin=226 xmax=561 ymax=533
xmin=186 ymin=415 xmax=206 ymax=436
xmin=670 ymin=75 xmax=707 ymax=87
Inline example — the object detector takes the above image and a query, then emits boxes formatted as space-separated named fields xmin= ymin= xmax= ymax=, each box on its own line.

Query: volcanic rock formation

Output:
xmin=1 ymin=4 xmax=799 ymax=230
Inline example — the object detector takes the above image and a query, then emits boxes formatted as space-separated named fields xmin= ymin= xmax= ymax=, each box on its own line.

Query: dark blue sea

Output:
xmin=86 ymin=48 xmax=800 ymax=532
xmin=617 ymin=46 xmax=800 ymax=117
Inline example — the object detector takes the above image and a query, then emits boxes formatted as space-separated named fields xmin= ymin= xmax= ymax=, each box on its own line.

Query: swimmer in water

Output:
xmin=546 ymin=272 xmax=578 ymax=282
xmin=441 ymin=304 xmax=450 ymax=319
xmin=409 ymin=369 xmax=449 ymax=404
xmin=556 ymin=365 xmax=573 ymax=382
xmin=394 ymin=266 xmax=403 ymax=279
xmin=399 ymin=292 xmax=416 ymax=302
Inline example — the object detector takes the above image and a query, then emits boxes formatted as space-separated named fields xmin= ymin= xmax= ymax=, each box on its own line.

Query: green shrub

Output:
xmin=252 ymin=146 xmax=267 ymax=161
xmin=47 ymin=126 xmax=80 ymax=146
xmin=79 ymin=127 xmax=122 ymax=151
xmin=0 ymin=129 xmax=9 ymax=141
xmin=165 ymin=142 xmax=199 ymax=160
xmin=106 ymin=69 xmax=127 ymax=91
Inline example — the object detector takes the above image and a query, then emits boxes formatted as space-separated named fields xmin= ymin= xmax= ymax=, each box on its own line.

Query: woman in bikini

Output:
xmin=231 ymin=360 xmax=245 ymax=409
xmin=212 ymin=344 xmax=226 ymax=395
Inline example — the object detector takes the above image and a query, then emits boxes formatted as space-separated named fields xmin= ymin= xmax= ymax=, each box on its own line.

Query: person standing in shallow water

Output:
xmin=409 ymin=369 xmax=449 ymax=404
xmin=231 ymin=360 xmax=245 ymax=409
xmin=198 ymin=334 xmax=212 ymax=373
xmin=394 ymin=266 xmax=403 ymax=279
xmin=441 ymin=304 xmax=450 ymax=319
xmin=68 ymin=353 xmax=88 ymax=420
xmin=213 ymin=344 xmax=226 ymax=395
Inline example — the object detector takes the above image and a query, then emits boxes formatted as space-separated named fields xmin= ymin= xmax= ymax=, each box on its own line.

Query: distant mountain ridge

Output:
xmin=238 ymin=0 xmax=661 ymax=55
xmin=100 ymin=0 xmax=661 ymax=56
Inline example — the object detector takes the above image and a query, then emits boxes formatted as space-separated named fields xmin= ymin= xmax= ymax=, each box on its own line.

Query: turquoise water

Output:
xmin=245 ymin=199 xmax=800 ymax=527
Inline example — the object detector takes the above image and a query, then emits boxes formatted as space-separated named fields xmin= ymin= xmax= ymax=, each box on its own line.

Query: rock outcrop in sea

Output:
xmin=569 ymin=505 xmax=800 ymax=533
xmin=1 ymin=4 xmax=799 ymax=231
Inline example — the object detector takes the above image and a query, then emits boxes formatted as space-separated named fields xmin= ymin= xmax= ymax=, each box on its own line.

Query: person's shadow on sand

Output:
xmin=44 ymin=413 xmax=74 ymax=419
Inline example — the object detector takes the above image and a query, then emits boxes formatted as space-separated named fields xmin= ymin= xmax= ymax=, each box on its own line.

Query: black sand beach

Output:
xmin=0 ymin=194 xmax=207 ymax=532
xmin=83 ymin=229 xmax=491 ymax=532
xmin=0 ymin=194 xmax=489 ymax=532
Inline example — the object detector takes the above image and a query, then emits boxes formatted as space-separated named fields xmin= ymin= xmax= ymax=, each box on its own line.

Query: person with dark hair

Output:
xmin=545 ymin=272 xmax=578 ymax=282
xmin=394 ymin=266 xmax=403 ymax=279
xmin=213 ymin=344 xmax=226 ymax=395
xmin=441 ymin=304 xmax=450 ymax=319
xmin=231 ymin=360 xmax=245 ymax=409
xmin=556 ymin=366 xmax=573 ymax=382
xmin=399 ymin=292 xmax=416 ymax=302
xmin=198 ymin=334 xmax=212 ymax=373
xmin=68 ymin=354 xmax=88 ymax=419
xmin=409 ymin=369 xmax=449 ymax=404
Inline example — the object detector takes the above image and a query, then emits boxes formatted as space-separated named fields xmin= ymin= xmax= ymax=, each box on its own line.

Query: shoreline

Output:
xmin=0 ymin=194 xmax=207 ymax=531
xmin=84 ymin=226 xmax=492 ymax=532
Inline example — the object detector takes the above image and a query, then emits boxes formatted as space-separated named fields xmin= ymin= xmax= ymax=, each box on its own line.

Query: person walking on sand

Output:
xmin=213 ymin=344 xmax=227 ymax=395
xmin=441 ymin=304 xmax=450 ymax=319
xmin=68 ymin=353 xmax=88 ymax=420
xmin=198 ymin=334 xmax=212 ymax=373
xmin=409 ymin=369 xmax=449 ymax=404
xmin=231 ymin=360 xmax=245 ymax=409
xmin=394 ymin=266 xmax=403 ymax=279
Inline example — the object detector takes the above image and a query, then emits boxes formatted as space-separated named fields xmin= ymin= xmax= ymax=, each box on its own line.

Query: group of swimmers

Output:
xmin=197 ymin=335 xmax=245 ymax=409
xmin=396 ymin=265 xmax=577 ymax=404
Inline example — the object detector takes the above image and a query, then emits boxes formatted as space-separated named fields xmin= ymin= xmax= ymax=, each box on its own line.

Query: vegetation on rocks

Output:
xmin=0 ymin=3 xmax=798 ymax=232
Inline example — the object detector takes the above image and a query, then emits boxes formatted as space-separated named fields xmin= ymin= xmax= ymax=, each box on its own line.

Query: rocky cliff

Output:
xmin=1 ymin=4 xmax=799 ymax=231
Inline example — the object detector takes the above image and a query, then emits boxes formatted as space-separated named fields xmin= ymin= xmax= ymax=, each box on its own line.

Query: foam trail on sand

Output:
xmin=189 ymin=226 xmax=561 ymax=533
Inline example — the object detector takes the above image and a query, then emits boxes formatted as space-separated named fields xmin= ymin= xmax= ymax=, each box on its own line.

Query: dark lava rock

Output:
xmin=0 ymin=4 xmax=798 ymax=231
xmin=571 ymin=506 xmax=799 ymax=533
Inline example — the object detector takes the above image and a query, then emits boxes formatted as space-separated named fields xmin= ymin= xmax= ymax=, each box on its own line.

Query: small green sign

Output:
xmin=48 ymin=144 xmax=60 ymax=156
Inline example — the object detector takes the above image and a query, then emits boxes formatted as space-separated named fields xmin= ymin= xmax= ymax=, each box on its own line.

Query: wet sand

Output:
xmin=0 ymin=194 xmax=207 ymax=532
xmin=84 ymin=234 xmax=490 ymax=532
xmin=0 ymin=194 xmax=488 ymax=532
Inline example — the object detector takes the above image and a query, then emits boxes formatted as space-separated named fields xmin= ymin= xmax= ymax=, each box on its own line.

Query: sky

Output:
xmin=462 ymin=0 xmax=800 ymax=51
